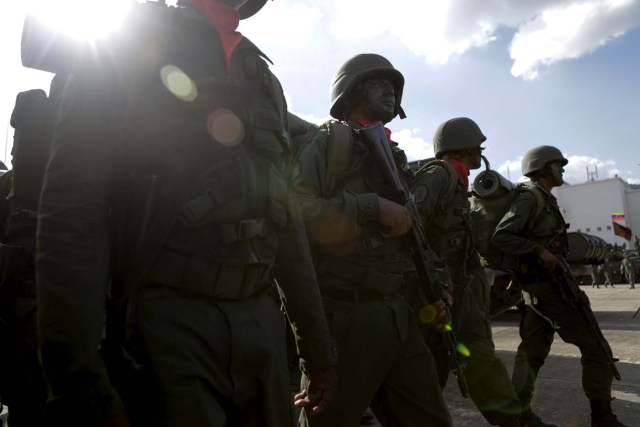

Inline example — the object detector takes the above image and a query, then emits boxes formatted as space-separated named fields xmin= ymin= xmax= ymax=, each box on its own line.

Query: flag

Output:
xmin=611 ymin=212 xmax=625 ymax=221
xmin=612 ymin=221 xmax=632 ymax=241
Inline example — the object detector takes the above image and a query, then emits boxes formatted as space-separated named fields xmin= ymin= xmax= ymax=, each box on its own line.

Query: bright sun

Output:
xmin=26 ymin=0 xmax=134 ymax=41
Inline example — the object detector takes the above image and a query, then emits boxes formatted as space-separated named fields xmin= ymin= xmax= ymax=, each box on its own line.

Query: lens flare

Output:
xmin=160 ymin=65 xmax=197 ymax=102
xmin=419 ymin=305 xmax=437 ymax=324
xmin=456 ymin=342 xmax=471 ymax=357
xmin=207 ymin=108 xmax=245 ymax=146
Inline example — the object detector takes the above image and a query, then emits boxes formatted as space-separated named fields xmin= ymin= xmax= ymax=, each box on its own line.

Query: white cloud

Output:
xmin=393 ymin=128 xmax=434 ymax=161
xmin=510 ymin=0 xmax=640 ymax=80
xmin=495 ymin=154 xmax=637 ymax=185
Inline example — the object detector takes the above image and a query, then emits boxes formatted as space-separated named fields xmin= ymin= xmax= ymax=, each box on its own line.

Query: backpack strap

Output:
xmin=323 ymin=120 xmax=354 ymax=196
xmin=519 ymin=183 xmax=545 ymax=230
xmin=416 ymin=159 xmax=459 ymax=211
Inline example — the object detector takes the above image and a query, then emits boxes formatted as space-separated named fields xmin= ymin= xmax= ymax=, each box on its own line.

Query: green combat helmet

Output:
xmin=433 ymin=117 xmax=486 ymax=159
xmin=239 ymin=0 xmax=269 ymax=19
xmin=521 ymin=145 xmax=568 ymax=177
xmin=330 ymin=53 xmax=406 ymax=120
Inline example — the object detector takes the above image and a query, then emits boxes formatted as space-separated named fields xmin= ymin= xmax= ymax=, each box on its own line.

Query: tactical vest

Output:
xmin=412 ymin=161 xmax=475 ymax=277
xmin=524 ymin=186 xmax=568 ymax=258
xmin=106 ymin=6 xmax=292 ymax=299
xmin=309 ymin=121 xmax=412 ymax=292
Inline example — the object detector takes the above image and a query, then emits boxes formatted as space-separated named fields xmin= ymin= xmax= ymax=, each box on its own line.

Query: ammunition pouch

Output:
xmin=145 ymin=248 xmax=273 ymax=300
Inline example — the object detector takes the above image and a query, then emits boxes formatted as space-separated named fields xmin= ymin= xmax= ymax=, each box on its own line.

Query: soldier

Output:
xmin=36 ymin=1 xmax=337 ymax=426
xmin=600 ymin=259 xmax=615 ymax=288
xmin=294 ymin=53 xmax=451 ymax=427
xmin=492 ymin=145 xmax=626 ymax=427
xmin=0 ymin=84 xmax=59 ymax=426
xmin=620 ymin=255 xmax=636 ymax=289
xmin=591 ymin=264 xmax=601 ymax=288
xmin=410 ymin=117 xmax=522 ymax=426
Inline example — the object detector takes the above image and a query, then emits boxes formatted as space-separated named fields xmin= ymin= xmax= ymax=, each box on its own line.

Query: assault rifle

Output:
xmin=359 ymin=122 xmax=470 ymax=398
xmin=556 ymin=257 xmax=621 ymax=381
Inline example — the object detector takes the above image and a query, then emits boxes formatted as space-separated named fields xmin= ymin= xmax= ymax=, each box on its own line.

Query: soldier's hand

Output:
xmin=377 ymin=196 xmax=411 ymax=237
xmin=98 ymin=414 xmax=132 ymax=427
xmin=539 ymin=249 xmax=565 ymax=272
xmin=293 ymin=366 xmax=337 ymax=415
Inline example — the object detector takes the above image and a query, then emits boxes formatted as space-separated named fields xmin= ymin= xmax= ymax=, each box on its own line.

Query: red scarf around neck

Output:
xmin=353 ymin=118 xmax=392 ymax=141
xmin=444 ymin=158 xmax=470 ymax=191
xmin=177 ymin=0 xmax=243 ymax=72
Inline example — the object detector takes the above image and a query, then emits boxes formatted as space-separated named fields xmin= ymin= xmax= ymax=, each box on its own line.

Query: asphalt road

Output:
xmin=2 ymin=285 xmax=638 ymax=426
xmin=443 ymin=285 xmax=640 ymax=426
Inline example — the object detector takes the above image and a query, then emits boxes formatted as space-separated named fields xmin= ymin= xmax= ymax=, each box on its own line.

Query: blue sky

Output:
xmin=2 ymin=0 xmax=640 ymax=185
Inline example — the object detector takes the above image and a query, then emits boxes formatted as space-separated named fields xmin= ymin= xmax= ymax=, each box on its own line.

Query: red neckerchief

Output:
xmin=353 ymin=118 xmax=392 ymax=141
xmin=444 ymin=158 xmax=470 ymax=191
xmin=177 ymin=0 xmax=243 ymax=72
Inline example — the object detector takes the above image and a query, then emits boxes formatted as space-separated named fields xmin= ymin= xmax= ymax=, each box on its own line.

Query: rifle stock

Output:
xmin=557 ymin=257 xmax=621 ymax=381
xmin=359 ymin=122 xmax=470 ymax=398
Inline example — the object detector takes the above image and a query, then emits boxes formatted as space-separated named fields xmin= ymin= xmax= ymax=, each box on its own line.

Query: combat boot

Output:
xmin=520 ymin=410 xmax=557 ymax=427
xmin=590 ymin=399 xmax=627 ymax=427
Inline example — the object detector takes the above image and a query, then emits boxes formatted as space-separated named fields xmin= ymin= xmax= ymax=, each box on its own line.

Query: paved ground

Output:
xmin=443 ymin=285 xmax=640 ymax=426
xmin=2 ymin=285 xmax=638 ymax=426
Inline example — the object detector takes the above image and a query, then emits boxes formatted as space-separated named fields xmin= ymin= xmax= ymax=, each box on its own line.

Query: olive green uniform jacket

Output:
xmin=294 ymin=121 xmax=451 ymax=427
xmin=492 ymin=183 xmax=614 ymax=405
xmin=411 ymin=162 xmax=521 ymax=425
xmin=37 ymin=6 xmax=335 ymax=426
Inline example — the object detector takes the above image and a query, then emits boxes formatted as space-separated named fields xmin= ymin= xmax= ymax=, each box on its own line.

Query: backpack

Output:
xmin=470 ymin=170 xmax=544 ymax=271
xmin=291 ymin=118 xmax=354 ymax=197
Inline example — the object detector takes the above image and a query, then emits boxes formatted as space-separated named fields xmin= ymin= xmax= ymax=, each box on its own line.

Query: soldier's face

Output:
xmin=356 ymin=78 xmax=396 ymax=123
xmin=548 ymin=161 xmax=565 ymax=186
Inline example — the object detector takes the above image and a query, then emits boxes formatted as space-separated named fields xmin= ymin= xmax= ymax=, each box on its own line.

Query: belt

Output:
xmin=321 ymin=257 xmax=404 ymax=295
xmin=145 ymin=249 xmax=273 ymax=300
xmin=322 ymin=287 xmax=390 ymax=304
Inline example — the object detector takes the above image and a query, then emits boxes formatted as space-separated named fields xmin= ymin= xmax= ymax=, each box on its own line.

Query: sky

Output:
xmin=2 ymin=0 xmax=640 ymax=186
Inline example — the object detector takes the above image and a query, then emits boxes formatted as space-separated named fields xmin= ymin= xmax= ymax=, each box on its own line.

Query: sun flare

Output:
xmin=25 ymin=0 xmax=134 ymax=41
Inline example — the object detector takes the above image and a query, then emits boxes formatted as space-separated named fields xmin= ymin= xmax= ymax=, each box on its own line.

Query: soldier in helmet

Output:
xmin=36 ymin=0 xmax=337 ymax=426
xmin=620 ymin=254 xmax=636 ymax=289
xmin=409 ymin=117 xmax=522 ymax=426
xmin=293 ymin=53 xmax=451 ymax=426
xmin=493 ymin=146 xmax=626 ymax=427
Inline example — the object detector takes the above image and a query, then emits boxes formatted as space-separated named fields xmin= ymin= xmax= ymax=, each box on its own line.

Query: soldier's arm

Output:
xmin=294 ymin=130 xmax=379 ymax=245
xmin=274 ymin=193 xmax=337 ymax=372
xmin=491 ymin=191 xmax=545 ymax=256
xmin=37 ymin=60 xmax=124 ymax=423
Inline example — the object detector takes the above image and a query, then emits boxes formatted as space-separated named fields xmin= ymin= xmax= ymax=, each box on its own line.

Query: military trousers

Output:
xmin=134 ymin=286 xmax=294 ymax=427
xmin=0 ymin=295 xmax=47 ymax=427
xmin=512 ymin=282 xmax=614 ymax=408
xmin=425 ymin=272 xmax=521 ymax=425
xmin=299 ymin=293 xmax=451 ymax=427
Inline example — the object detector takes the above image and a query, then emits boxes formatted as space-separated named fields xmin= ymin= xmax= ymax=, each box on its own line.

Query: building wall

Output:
xmin=554 ymin=178 xmax=637 ymax=245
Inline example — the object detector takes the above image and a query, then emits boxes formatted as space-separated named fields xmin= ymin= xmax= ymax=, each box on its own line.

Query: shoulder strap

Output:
xmin=518 ymin=183 xmax=545 ymax=229
xmin=418 ymin=159 xmax=459 ymax=208
xmin=324 ymin=120 xmax=354 ymax=196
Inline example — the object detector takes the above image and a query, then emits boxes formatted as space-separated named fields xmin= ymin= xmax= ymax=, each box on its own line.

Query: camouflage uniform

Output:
xmin=294 ymin=121 xmax=451 ymax=427
xmin=36 ymin=3 xmax=335 ymax=426
xmin=492 ymin=184 xmax=616 ymax=414
xmin=411 ymin=162 xmax=521 ymax=425
xmin=620 ymin=258 xmax=636 ymax=288
xmin=0 ymin=87 xmax=60 ymax=427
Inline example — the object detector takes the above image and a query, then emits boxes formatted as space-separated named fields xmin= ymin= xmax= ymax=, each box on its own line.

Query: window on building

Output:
xmin=586 ymin=228 xmax=591 ymax=232
xmin=597 ymin=226 xmax=602 ymax=231
xmin=607 ymin=225 xmax=612 ymax=230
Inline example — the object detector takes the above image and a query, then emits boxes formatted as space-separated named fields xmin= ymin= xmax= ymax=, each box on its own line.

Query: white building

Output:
xmin=554 ymin=177 xmax=640 ymax=245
